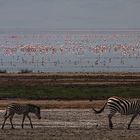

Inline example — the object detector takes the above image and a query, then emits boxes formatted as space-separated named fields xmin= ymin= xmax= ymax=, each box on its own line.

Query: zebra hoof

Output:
xmin=95 ymin=124 xmax=98 ymax=128
xmin=109 ymin=126 xmax=113 ymax=129
xmin=127 ymin=125 xmax=130 ymax=130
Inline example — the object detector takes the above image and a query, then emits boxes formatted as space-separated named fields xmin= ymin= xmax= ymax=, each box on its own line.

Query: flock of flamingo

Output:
xmin=0 ymin=31 xmax=140 ymax=72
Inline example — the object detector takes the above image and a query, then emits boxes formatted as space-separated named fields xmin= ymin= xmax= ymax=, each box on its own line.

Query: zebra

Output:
xmin=92 ymin=96 xmax=140 ymax=129
xmin=1 ymin=103 xmax=41 ymax=129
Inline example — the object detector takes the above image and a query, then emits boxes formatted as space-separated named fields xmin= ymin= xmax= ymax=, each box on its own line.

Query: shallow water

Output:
xmin=0 ymin=30 xmax=140 ymax=73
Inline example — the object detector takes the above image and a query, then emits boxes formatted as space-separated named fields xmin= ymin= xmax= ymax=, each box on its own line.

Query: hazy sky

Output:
xmin=0 ymin=0 xmax=140 ymax=29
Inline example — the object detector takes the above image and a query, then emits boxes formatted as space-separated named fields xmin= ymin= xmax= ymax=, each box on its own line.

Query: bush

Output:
xmin=19 ymin=69 xmax=33 ymax=73
xmin=0 ymin=70 xmax=7 ymax=73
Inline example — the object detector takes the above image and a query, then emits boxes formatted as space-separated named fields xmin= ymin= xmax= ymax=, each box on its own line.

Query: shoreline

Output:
xmin=0 ymin=72 xmax=140 ymax=87
xmin=0 ymin=72 xmax=139 ymax=107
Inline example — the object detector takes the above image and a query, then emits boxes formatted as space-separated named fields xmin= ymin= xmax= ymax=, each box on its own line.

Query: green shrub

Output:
xmin=19 ymin=69 xmax=33 ymax=73
xmin=0 ymin=70 xmax=7 ymax=73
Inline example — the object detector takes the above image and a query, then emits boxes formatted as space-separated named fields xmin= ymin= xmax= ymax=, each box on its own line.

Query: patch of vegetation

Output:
xmin=0 ymin=86 xmax=140 ymax=100
xmin=0 ymin=70 xmax=7 ymax=73
xmin=18 ymin=69 xmax=33 ymax=73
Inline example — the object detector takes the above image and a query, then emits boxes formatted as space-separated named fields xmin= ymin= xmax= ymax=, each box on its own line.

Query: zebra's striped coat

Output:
xmin=1 ymin=103 xmax=41 ymax=129
xmin=92 ymin=96 xmax=140 ymax=129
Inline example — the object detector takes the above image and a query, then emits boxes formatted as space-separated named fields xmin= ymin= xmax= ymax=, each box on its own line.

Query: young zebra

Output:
xmin=1 ymin=103 xmax=41 ymax=129
xmin=92 ymin=96 xmax=140 ymax=129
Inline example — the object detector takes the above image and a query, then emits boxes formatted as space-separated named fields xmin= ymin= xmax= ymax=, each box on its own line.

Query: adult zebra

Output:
xmin=1 ymin=103 xmax=41 ymax=129
xmin=92 ymin=96 xmax=140 ymax=129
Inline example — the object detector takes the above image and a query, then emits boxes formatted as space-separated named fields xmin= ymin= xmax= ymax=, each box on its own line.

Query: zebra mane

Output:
xmin=127 ymin=98 xmax=140 ymax=103
xmin=114 ymin=96 xmax=140 ymax=102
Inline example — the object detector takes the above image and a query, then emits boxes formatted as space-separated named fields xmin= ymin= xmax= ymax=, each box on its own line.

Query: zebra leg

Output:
xmin=127 ymin=114 xmax=137 ymax=129
xmin=108 ymin=114 xmax=114 ymax=129
xmin=27 ymin=115 xmax=33 ymax=129
xmin=9 ymin=115 xmax=14 ymax=129
xmin=21 ymin=115 xmax=26 ymax=129
xmin=1 ymin=115 xmax=10 ymax=129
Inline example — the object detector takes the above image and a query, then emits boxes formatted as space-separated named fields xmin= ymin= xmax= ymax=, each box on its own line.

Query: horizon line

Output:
xmin=1 ymin=27 xmax=140 ymax=32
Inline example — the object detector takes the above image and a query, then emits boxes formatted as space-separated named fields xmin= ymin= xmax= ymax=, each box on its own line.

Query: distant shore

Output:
xmin=0 ymin=72 xmax=140 ymax=87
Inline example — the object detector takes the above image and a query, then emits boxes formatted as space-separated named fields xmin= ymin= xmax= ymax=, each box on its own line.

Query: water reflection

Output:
xmin=0 ymin=30 xmax=140 ymax=73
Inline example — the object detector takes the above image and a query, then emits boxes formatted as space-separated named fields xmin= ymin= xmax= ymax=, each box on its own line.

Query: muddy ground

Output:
xmin=0 ymin=72 xmax=140 ymax=86
xmin=0 ymin=108 xmax=140 ymax=140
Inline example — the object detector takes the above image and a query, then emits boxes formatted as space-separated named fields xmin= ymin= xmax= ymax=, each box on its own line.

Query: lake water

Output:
xmin=0 ymin=30 xmax=140 ymax=73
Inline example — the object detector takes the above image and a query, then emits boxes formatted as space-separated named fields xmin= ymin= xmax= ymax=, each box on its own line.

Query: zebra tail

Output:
xmin=4 ymin=109 xmax=8 ymax=117
xmin=92 ymin=102 xmax=107 ymax=114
